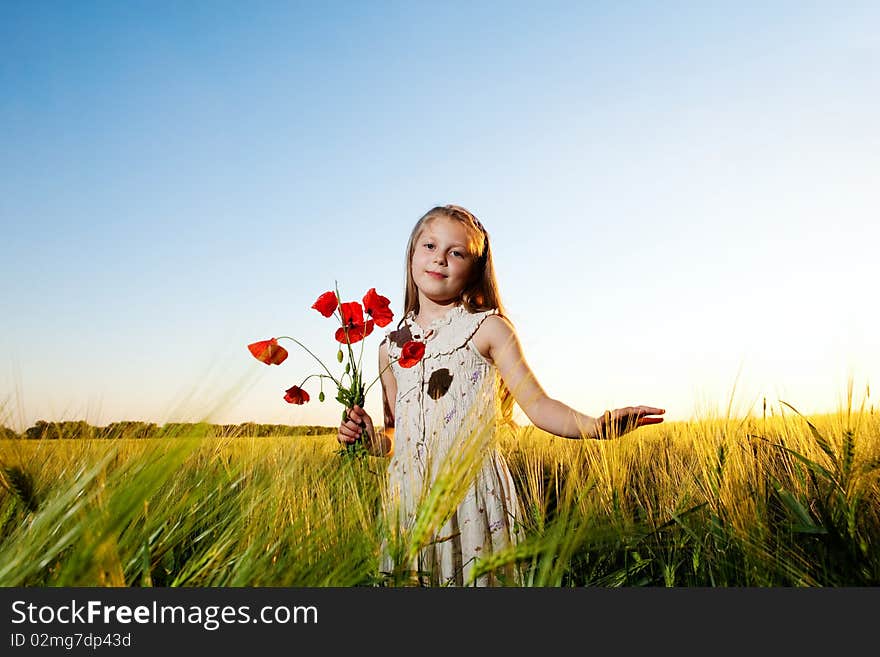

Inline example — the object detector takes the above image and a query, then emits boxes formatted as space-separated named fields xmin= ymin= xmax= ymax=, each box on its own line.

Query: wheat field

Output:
xmin=1 ymin=400 xmax=878 ymax=587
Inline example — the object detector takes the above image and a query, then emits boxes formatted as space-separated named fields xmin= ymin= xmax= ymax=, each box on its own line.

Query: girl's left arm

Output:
xmin=477 ymin=315 xmax=664 ymax=439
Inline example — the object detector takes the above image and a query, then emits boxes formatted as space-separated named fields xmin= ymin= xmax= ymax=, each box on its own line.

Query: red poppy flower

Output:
xmin=248 ymin=338 xmax=288 ymax=365
xmin=398 ymin=340 xmax=426 ymax=368
xmin=334 ymin=302 xmax=374 ymax=344
xmin=312 ymin=291 xmax=338 ymax=317
xmin=283 ymin=385 xmax=310 ymax=404
xmin=363 ymin=288 xmax=393 ymax=328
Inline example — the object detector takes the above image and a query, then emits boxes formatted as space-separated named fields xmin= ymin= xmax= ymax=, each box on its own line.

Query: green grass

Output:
xmin=1 ymin=403 xmax=878 ymax=586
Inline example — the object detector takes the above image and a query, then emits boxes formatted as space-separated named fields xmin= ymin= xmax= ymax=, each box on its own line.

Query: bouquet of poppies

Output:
xmin=248 ymin=284 xmax=425 ymax=457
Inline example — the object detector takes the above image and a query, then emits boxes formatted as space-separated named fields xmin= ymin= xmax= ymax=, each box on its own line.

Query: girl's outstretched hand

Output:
xmin=337 ymin=405 xmax=376 ymax=446
xmin=601 ymin=406 xmax=665 ymax=439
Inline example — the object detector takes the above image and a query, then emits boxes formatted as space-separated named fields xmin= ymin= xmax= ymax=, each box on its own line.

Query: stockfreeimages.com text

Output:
xmin=11 ymin=600 xmax=317 ymax=631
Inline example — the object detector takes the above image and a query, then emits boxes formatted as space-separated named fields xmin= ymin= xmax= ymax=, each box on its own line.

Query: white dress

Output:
xmin=380 ymin=304 xmax=522 ymax=586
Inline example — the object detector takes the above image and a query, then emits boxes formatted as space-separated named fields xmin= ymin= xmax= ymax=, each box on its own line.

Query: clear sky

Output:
xmin=2 ymin=1 xmax=877 ymax=432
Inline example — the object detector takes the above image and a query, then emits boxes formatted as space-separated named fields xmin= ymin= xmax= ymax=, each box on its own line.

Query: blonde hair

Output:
xmin=401 ymin=204 xmax=516 ymax=428
xmin=402 ymin=204 xmax=505 ymax=317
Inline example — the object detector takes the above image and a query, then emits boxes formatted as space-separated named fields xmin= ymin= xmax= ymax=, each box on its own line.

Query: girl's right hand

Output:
xmin=337 ymin=405 xmax=376 ymax=446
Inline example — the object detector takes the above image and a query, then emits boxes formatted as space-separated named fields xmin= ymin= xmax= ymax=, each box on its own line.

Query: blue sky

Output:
xmin=2 ymin=1 xmax=877 ymax=431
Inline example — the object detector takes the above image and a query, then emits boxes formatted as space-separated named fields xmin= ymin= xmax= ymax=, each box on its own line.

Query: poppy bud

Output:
xmin=345 ymin=363 xmax=350 ymax=374
xmin=319 ymin=391 xmax=325 ymax=402
xmin=337 ymin=348 xmax=344 ymax=363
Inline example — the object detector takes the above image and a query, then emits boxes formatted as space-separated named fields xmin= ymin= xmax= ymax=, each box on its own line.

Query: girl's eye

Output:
xmin=452 ymin=251 xmax=463 ymax=258
xmin=423 ymin=243 xmax=434 ymax=250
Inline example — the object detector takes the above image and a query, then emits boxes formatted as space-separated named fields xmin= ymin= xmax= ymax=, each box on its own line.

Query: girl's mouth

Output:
xmin=426 ymin=271 xmax=446 ymax=279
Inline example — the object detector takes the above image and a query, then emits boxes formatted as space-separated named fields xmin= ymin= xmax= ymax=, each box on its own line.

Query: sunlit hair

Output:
xmin=402 ymin=204 xmax=505 ymax=318
xmin=401 ymin=204 xmax=516 ymax=428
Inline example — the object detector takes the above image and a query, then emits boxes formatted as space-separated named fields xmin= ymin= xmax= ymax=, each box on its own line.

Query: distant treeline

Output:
xmin=0 ymin=421 xmax=337 ymax=440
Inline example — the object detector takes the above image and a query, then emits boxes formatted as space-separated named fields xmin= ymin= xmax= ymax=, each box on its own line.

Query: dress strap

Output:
xmin=385 ymin=306 xmax=498 ymax=359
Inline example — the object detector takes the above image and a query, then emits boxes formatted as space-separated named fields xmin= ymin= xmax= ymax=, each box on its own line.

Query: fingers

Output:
xmin=625 ymin=406 xmax=665 ymax=417
xmin=347 ymin=405 xmax=365 ymax=424
xmin=337 ymin=419 xmax=361 ymax=444
xmin=637 ymin=406 xmax=665 ymax=416
xmin=634 ymin=407 xmax=665 ymax=427
xmin=349 ymin=405 xmax=374 ymax=430
xmin=607 ymin=406 xmax=666 ymax=437
xmin=337 ymin=409 xmax=363 ymax=444
xmin=337 ymin=405 xmax=374 ymax=445
xmin=347 ymin=408 xmax=364 ymax=428
xmin=623 ymin=406 xmax=665 ymax=420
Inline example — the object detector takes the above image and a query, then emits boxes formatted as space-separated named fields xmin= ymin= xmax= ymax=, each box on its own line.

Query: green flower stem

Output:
xmin=298 ymin=373 xmax=335 ymax=388
xmin=357 ymin=323 xmax=366 ymax=381
xmin=362 ymin=356 xmax=402 ymax=398
xmin=334 ymin=281 xmax=359 ymax=385
xmin=275 ymin=336 xmax=341 ymax=388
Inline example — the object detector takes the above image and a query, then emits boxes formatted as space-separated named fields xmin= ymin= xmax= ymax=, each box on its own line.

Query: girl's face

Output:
xmin=410 ymin=217 xmax=479 ymax=306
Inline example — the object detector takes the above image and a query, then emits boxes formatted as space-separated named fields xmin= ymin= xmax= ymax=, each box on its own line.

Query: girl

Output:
xmin=337 ymin=204 xmax=665 ymax=586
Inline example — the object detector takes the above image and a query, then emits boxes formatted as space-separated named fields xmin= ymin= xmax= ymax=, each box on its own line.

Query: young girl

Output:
xmin=337 ymin=204 xmax=665 ymax=586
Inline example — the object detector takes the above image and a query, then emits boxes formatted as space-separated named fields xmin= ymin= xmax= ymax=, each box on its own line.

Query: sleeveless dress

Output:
xmin=380 ymin=304 xmax=523 ymax=586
